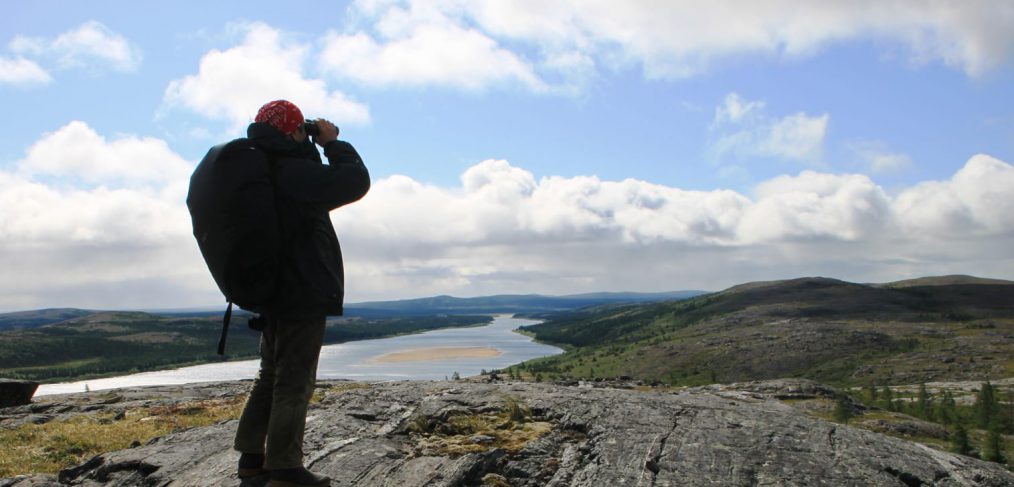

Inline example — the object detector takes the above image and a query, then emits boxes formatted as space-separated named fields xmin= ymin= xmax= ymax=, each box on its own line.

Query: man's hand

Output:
xmin=312 ymin=118 xmax=339 ymax=147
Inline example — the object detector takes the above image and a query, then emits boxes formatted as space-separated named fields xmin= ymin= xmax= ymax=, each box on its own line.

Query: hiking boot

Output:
xmin=269 ymin=467 xmax=331 ymax=487
xmin=237 ymin=452 xmax=265 ymax=478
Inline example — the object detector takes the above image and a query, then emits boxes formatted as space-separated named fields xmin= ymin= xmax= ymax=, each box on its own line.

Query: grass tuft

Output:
xmin=407 ymin=396 xmax=551 ymax=457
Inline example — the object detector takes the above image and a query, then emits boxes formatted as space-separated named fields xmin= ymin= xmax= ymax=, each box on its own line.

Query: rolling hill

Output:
xmin=515 ymin=275 xmax=1014 ymax=387
xmin=0 ymin=308 xmax=95 ymax=331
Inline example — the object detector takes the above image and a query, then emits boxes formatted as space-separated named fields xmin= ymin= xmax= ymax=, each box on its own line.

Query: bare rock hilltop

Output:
xmin=3 ymin=379 xmax=1013 ymax=487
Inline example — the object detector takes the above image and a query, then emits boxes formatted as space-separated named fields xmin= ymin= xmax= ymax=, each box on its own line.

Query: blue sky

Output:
xmin=1 ymin=1 xmax=1013 ymax=311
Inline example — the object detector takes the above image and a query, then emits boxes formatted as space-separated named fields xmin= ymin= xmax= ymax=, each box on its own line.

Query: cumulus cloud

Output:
xmin=710 ymin=93 xmax=829 ymax=166
xmin=9 ymin=21 xmax=141 ymax=73
xmin=3 ymin=121 xmax=1012 ymax=309
xmin=0 ymin=122 xmax=209 ymax=311
xmin=320 ymin=22 xmax=545 ymax=91
xmin=163 ymin=22 xmax=369 ymax=131
xmin=17 ymin=121 xmax=192 ymax=186
xmin=332 ymin=154 xmax=1014 ymax=300
xmin=0 ymin=56 xmax=51 ymax=86
xmin=894 ymin=154 xmax=1014 ymax=235
xmin=740 ymin=172 xmax=891 ymax=242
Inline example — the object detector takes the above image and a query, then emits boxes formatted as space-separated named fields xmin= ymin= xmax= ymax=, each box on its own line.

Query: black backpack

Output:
xmin=187 ymin=139 xmax=279 ymax=354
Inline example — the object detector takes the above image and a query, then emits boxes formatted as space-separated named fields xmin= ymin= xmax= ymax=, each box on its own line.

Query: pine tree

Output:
xmin=916 ymin=383 xmax=932 ymax=420
xmin=982 ymin=422 xmax=1006 ymax=463
xmin=880 ymin=387 xmax=895 ymax=411
xmin=974 ymin=381 xmax=999 ymax=428
xmin=950 ymin=423 xmax=973 ymax=456
xmin=1004 ymin=390 xmax=1014 ymax=434
xmin=834 ymin=394 xmax=854 ymax=425
xmin=866 ymin=385 xmax=878 ymax=403
xmin=937 ymin=391 xmax=957 ymax=425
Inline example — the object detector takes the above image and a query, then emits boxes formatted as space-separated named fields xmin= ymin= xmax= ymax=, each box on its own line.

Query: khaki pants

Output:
xmin=234 ymin=316 xmax=326 ymax=470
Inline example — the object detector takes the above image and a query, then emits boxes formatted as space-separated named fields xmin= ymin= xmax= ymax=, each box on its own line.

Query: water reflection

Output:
xmin=36 ymin=315 xmax=560 ymax=396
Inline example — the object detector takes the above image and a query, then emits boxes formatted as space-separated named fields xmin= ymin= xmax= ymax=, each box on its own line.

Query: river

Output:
xmin=35 ymin=315 xmax=561 ymax=396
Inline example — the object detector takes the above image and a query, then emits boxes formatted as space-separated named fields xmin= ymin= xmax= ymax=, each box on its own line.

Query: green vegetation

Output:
xmin=505 ymin=279 xmax=1014 ymax=388
xmin=0 ymin=313 xmax=492 ymax=383
xmin=833 ymin=394 xmax=854 ymax=425
xmin=848 ymin=382 xmax=1012 ymax=467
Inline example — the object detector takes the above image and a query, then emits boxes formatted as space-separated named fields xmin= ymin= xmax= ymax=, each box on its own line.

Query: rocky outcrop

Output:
xmin=3 ymin=379 xmax=1013 ymax=486
xmin=0 ymin=379 xmax=38 ymax=408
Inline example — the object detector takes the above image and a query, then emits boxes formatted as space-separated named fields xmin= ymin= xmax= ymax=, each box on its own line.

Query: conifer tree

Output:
xmin=880 ymin=386 xmax=895 ymax=411
xmin=866 ymin=385 xmax=878 ymax=403
xmin=982 ymin=422 xmax=1006 ymax=463
xmin=916 ymin=383 xmax=932 ymax=420
xmin=1004 ymin=389 xmax=1014 ymax=434
xmin=974 ymin=381 xmax=999 ymax=429
xmin=834 ymin=394 xmax=853 ymax=425
xmin=950 ymin=423 xmax=973 ymax=456
xmin=937 ymin=391 xmax=957 ymax=425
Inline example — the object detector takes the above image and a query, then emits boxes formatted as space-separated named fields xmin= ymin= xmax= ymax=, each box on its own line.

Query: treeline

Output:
xmin=325 ymin=315 xmax=492 ymax=342
xmin=518 ymin=296 xmax=724 ymax=348
xmin=851 ymin=382 xmax=1011 ymax=465
xmin=0 ymin=318 xmax=262 ymax=382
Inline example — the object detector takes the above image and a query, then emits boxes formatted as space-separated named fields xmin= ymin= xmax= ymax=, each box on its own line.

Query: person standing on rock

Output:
xmin=233 ymin=100 xmax=370 ymax=487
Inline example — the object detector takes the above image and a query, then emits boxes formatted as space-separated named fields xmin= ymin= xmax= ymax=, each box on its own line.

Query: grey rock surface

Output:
xmin=0 ymin=379 xmax=39 ymax=408
xmin=3 ymin=379 xmax=1013 ymax=486
xmin=1 ymin=381 xmax=250 ymax=429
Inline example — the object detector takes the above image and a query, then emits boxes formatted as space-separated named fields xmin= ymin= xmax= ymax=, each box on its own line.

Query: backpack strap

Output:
xmin=217 ymin=302 xmax=233 ymax=355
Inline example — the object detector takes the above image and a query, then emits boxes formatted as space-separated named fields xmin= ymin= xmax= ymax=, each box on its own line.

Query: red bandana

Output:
xmin=255 ymin=100 xmax=304 ymax=135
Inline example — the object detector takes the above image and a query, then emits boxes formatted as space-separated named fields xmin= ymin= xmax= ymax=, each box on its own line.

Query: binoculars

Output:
xmin=303 ymin=120 xmax=320 ymax=136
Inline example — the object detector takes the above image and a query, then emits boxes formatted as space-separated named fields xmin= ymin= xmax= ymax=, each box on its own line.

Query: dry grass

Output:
xmin=0 ymin=381 xmax=373 ymax=478
xmin=0 ymin=396 xmax=245 ymax=478
xmin=407 ymin=395 xmax=553 ymax=457
xmin=313 ymin=382 xmax=371 ymax=404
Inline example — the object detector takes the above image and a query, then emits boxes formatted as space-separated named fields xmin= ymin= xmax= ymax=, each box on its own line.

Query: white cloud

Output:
xmin=320 ymin=24 xmax=545 ymax=91
xmin=329 ymin=0 xmax=1013 ymax=92
xmin=163 ymin=22 xmax=369 ymax=130
xmin=0 ymin=122 xmax=208 ymax=311
xmin=710 ymin=93 xmax=829 ymax=165
xmin=0 ymin=56 xmax=51 ymax=86
xmin=3 ymin=122 xmax=1012 ymax=309
xmin=332 ymin=154 xmax=1014 ymax=300
xmin=9 ymin=21 xmax=141 ymax=73
xmin=849 ymin=140 xmax=913 ymax=174
xmin=740 ymin=171 xmax=891 ymax=242
xmin=468 ymin=0 xmax=1014 ymax=78
xmin=894 ymin=154 xmax=1014 ymax=235
xmin=18 ymin=121 xmax=192 ymax=186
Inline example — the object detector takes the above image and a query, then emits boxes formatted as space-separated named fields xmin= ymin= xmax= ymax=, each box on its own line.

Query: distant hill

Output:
xmin=515 ymin=275 xmax=1014 ymax=387
xmin=343 ymin=290 xmax=706 ymax=316
xmin=876 ymin=274 xmax=1014 ymax=288
xmin=0 ymin=290 xmax=706 ymax=324
xmin=0 ymin=308 xmax=95 ymax=331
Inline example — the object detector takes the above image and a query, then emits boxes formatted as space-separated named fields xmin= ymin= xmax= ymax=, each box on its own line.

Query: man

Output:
xmin=233 ymin=100 xmax=369 ymax=487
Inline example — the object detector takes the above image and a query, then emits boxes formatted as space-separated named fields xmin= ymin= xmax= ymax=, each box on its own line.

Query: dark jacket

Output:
xmin=246 ymin=122 xmax=370 ymax=319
